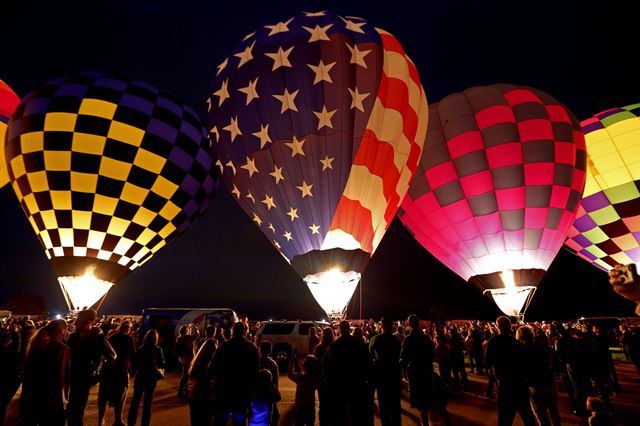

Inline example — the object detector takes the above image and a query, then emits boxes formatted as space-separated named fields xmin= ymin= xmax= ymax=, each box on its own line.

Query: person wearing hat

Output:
xmin=67 ymin=309 xmax=116 ymax=426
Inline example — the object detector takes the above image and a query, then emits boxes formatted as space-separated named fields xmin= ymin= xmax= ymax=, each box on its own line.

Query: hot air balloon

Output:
xmin=5 ymin=72 xmax=217 ymax=311
xmin=1 ymin=80 xmax=21 ymax=188
xmin=399 ymin=84 xmax=586 ymax=318
xmin=565 ymin=104 xmax=640 ymax=270
xmin=206 ymin=11 xmax=428 ymax=319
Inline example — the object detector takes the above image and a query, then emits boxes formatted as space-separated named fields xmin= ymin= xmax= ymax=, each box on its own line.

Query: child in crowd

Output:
xmin=288 ymin=353 xmax=320 ymax=426
xmin=249 ymin=369 xmax=281 ymax=426
xmin=587 ymin=396 xmax=614 ymax=426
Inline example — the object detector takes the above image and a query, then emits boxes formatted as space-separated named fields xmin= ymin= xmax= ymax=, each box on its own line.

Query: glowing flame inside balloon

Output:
xmin=501 ymin=269 xmax=517 ymax=290
xmin=484 ymin=270 xmax=536 ymax=318
xmin=58 ymin=270 xmax=114 ymax=311
xmin=304 ymin=269 xmax=360 ymax=320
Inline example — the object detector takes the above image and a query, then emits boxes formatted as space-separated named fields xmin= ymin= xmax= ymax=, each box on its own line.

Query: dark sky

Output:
xmin=1 ymin=0 xmax=638 ymax=320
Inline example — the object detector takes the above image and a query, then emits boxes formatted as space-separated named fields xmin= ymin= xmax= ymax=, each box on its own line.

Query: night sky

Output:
xmin=1 ymin=0 xmax=638 ymax=320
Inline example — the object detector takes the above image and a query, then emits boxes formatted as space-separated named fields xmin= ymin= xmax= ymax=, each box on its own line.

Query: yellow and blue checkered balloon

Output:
xmin=5 ymin=72 xmax=218 ymax=309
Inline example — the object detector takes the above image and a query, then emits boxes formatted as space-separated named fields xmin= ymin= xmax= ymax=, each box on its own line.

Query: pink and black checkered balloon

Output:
xmin=399 ymin=84 xmax=586 ymax=290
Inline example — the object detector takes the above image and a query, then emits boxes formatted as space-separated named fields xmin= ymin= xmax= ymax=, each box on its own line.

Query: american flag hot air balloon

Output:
xmin=207 ymin=11 xmax=428 ymax=319
xmin=399 ymin=84 xmax=587 ymax=317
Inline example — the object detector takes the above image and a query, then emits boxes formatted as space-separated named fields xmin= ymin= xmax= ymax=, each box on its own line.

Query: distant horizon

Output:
xmin=2 ymin=0 xmax=638 ymax=321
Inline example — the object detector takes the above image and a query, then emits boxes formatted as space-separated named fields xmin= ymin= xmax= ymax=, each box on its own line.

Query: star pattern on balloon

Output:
xmin=307 ymin=60 xmax=335 ymax=85
xmin=238 ymin=77 xmax=260 ymax=105
xmin=207 ymin=11 xmax=427 ymax=266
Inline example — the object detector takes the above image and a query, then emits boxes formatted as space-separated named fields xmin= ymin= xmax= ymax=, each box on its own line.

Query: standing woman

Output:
xmin=19 ymin=319 xmax=70 ymax=426
xmin=313 ymin=327 xmax=335 ymax=426
xmin=128 ymin=329 xmax=166 ymax=426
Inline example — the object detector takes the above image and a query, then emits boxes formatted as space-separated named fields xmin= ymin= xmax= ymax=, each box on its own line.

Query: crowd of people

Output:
xmin=1 ymin=309 xmax=639 ymax=426
xmin=0 ymin=269 xmax=639 ymax=426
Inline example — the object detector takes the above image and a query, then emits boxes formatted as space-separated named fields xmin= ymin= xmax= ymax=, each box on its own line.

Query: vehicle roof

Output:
xmin=143 ymin=307 xmax=236 ymax=312
xmin=577 ymin=316 xmax=622 ymax=322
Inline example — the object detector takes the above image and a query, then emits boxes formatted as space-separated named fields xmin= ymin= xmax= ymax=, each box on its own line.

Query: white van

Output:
xmin=255 ymin=320 xmax=325 ymax=370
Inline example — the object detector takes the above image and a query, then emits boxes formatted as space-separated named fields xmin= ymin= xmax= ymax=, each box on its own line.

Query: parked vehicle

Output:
xmin=140 ymin=307 xmax=239 ymax=367
xmin=255 ymin=320 xmax=324 ymax=370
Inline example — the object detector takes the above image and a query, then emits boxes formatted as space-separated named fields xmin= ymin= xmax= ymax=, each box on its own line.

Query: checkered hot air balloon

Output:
xmin=206 ymin=11 xmax=428 ymax=319
xmin=5 ymin=72 xmax=218 ymax=311
xmin=1 ymin=80 xmax=21 ymax=188
xmin=565 ymin=104 xmax=640 ymax=271
xmin=399 ymin=84 xmax=587 ymax=317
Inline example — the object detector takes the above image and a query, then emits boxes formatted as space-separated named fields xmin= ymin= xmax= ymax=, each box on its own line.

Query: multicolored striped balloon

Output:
xmin=399 ymin=84 xmax=586 ymax=293
xmin=6 ymin=72 xmax=218 ymax=310
xmin=1 ymin=80 xmax=21 ymax=188
xmin=206 ymin=11 xmax=427 ymax=317
xmin=565 ymin=104 xmax=640 ymax=270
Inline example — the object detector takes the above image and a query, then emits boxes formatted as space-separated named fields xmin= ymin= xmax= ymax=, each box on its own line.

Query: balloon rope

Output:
xmin=94 ymin=291 xmax=109 ymax=314
xmin=359 ymin=278 xmax=362 ymax=320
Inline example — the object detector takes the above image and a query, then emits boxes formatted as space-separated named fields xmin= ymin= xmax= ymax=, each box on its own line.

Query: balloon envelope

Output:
xmin=1 ymin=80 xmax=21 ymax=187
xmin=565 ymin=104 xmax=640 ymax=270
xmin=6 ymin=72 xmax=217 ymax=310
xmin=399 ymin=84 xmax=586 ymax=314
xmin=206 ymin=11 xmax=428 ymax=318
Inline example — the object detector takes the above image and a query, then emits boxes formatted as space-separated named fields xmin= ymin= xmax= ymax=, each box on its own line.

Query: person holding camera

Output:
xmin=288 ymin=352 xmax=319 ymax=426
xmin=608 ymin=264 xmax=640 ymax=316
xmin=609 ymin=264 xmax=640 ymax=375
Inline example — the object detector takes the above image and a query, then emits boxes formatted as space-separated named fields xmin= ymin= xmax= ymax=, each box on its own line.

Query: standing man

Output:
xmin=484 ymin=316 xmax=536 ymax=426
xmin=369 ymin=317 xmax=402 ymax=426
xmin=98 ymin=321 xmax=136 ymax=426
xmin=400 ymin=314 xmax=435 ymax=426
xmin=469 ymin=323 xmax=485 ymax=375
xmin=210 ymin=321 xmax=259 ymax=426
xmin=67 ymin=309 xmax=117 ymax=426
xmin=323 ymin=320 xmax=371 ymax=425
